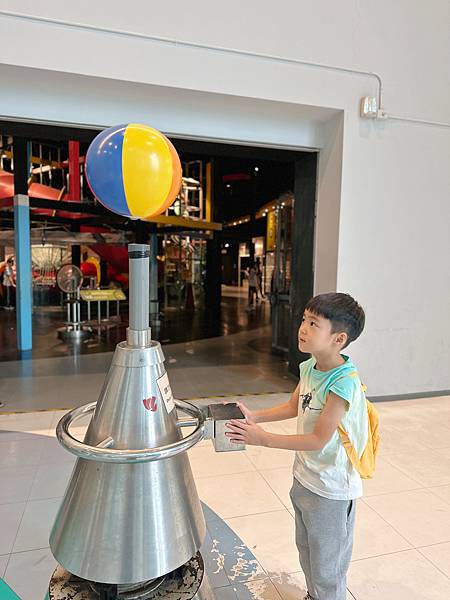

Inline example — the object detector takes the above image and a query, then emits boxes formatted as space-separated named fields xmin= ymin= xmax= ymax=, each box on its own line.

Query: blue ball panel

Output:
xmin=85 ymin=125 xmax=130 ymax=217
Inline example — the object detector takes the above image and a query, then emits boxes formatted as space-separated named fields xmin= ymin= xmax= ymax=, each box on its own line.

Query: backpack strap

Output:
xmin=331 ymin=371 xmax=367 ymax=473
xmin=338 ymin=419 xmax=364 ymax=473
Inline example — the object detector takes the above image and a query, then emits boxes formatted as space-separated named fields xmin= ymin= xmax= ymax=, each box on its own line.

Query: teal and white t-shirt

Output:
xmin=293 ymin=356 xmax=368 ymax=500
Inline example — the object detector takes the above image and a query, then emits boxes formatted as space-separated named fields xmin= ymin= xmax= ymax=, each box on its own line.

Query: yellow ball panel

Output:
xmin=148 ymin=136 xmax=183 ymax=217
xmin=122 ymin=124 xmax=173 ymax=218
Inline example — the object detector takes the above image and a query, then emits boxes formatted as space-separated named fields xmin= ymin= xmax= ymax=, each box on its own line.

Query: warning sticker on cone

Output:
xmin=157 ymin=372 xmax=175 ymax=414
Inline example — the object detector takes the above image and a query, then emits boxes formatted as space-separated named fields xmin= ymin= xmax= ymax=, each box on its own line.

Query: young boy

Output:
xmin=226 ymin=292 xmax=367 ymax=600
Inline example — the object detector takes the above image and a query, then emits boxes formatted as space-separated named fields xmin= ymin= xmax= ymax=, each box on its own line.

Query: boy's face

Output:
xmin=298 ymin=310 xmax=347 ymax=355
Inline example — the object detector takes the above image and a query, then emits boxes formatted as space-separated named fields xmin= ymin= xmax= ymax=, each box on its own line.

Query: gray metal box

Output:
xmin=208 ymin=403 xmax=246 ymax=452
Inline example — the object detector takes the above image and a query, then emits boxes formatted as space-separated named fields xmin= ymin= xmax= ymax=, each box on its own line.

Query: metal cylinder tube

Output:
xmin=127 ymin=243 xmax=151 ymax=346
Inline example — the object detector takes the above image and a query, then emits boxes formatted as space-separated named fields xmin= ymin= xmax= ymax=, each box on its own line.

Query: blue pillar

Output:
xmin=14 ymin=194 xmax=32 ymax=351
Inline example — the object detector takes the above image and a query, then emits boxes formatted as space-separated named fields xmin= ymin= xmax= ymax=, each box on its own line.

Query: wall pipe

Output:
xmin=0 ymin=10 xmax=449 ymax=129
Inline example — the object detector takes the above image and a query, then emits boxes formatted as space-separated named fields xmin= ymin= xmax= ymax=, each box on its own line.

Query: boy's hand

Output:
xmin=225 ymin=401 xmax=268 ymax=446
xmin=225 ymin=419 xmax=268 ymax=446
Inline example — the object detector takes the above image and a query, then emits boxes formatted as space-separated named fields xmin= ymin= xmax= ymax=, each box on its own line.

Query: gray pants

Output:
xmin=290 ymin=478 xmax=356 ymax=600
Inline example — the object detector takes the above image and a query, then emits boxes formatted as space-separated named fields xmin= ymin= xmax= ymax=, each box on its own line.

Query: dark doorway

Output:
xmin=0 ymin=119 xmax=317 ymax=370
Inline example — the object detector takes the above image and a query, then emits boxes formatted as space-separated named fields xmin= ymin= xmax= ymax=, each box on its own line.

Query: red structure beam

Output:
xmin=68 ymin=140 xmax=80 ymax=202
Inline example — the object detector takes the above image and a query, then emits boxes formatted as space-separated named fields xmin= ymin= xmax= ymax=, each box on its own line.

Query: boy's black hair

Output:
xmin=305 ymin=292 xmax=365 ymax=348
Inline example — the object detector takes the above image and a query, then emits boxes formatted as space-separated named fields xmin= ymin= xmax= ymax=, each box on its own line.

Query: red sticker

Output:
xmin=143 ymin=396 xmax=157 ymax=412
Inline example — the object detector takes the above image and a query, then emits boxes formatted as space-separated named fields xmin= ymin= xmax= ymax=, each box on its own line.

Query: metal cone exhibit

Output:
xmin=49 ymin=244 xmax=206 ymax=585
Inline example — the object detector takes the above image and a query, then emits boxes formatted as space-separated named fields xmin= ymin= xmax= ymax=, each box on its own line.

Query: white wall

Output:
xmin=0 ymin=1 xmax=449 ymax=396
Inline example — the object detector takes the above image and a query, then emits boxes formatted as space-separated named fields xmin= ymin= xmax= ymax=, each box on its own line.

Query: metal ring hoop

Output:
xmin=56 ymin=399 xmax=204 ymax=464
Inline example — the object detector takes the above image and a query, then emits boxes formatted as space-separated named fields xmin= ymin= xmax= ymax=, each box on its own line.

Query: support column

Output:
xmin=149 ymin=230 xmax=159 ymax=322
xmin=14 ymin=195 xmax=32 ymax=351
xmin=288 ymin=154 xmax=317 ymax=375
xmin=68 ymin=141 xmax=81 ymax=267
xmin=205 ymin=235 xmax=222 ymax=318
xmin=204 ymin=159 xmax=222 ymax=318
xmin=249 ymin=170 xmax=258 ymax=263
xmin=100 ymin=260 xmax=108 ymax=287
xmin=71 ymin=228 xmax=81 ymax=267
xmin=134 ymin=220 xmax=153 ymax=323
xmin=13 ymin=137 xmax=32 ymax=351
xmin=68 ymin=141 xmax=81 ymax=201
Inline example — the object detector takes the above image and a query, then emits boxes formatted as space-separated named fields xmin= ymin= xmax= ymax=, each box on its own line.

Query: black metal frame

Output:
xmin=288 ymin=154 xmax=317 ymax=375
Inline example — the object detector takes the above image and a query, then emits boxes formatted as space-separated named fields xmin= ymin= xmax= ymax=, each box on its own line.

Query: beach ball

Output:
xmin=85 ymin=123 xmax=182 ymax=219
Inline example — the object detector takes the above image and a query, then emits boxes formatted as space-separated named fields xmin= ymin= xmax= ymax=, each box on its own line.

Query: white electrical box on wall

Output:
xmin=360 ymin=96 xmax=378 ymax=118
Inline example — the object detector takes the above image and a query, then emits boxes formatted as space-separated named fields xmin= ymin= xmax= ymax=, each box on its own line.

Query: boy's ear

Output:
xmin=334 ymin=332 xmax=348 ymax=347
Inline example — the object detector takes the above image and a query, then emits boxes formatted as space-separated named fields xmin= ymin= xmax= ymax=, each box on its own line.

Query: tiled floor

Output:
xmin=0 ymin=326 xmax=293 ymax=413
xmin=0 ymin=394 xmax=449 ymax=599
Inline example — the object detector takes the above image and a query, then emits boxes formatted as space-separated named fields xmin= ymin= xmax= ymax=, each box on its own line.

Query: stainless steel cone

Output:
xmin=49 ymin=245 xmax=206 ymax=584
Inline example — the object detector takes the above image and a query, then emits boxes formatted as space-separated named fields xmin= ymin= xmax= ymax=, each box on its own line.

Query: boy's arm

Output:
xmin=226 ymin=391 xmax=347 ymax=451
xmin=248 ymin=382 xmax=300 ymax=424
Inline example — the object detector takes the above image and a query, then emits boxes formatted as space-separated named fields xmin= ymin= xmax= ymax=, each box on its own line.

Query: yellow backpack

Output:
xmin=337 ymin=373 xmax=380 ymax=479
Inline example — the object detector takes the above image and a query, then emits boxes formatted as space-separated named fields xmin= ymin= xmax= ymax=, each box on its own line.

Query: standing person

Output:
xmin=2 ymin=257 xmax=16 ymax=309
xmin=247 ymin=263 xmax=258 ymax=310
xmin=255 ymin=258 xmax=265 ymax=301
xmin=226 ymin=293 xmax=369 ymax=600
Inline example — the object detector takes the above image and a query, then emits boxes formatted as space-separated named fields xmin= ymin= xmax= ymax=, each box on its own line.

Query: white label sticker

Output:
xmin=157 ymin=372 xmax=175 ymax=414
